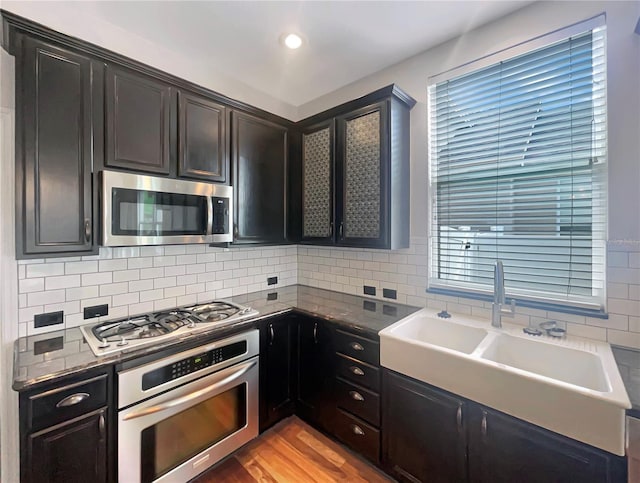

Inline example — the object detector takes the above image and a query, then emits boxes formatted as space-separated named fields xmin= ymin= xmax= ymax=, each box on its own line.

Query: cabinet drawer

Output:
xmin=332 ymin=408 xmax=380 ymax=463
xmin=335 ymin=354 xmax=380 ymax=391
xmin=27 ymin=374 xmax=108 ymax=431
xmin=334 ymin=330 xmax=379 ymax=366
xmin=335 ymin=377 xmax=380 ymax=426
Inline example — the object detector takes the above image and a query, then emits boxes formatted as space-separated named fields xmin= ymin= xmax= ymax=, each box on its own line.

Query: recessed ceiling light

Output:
xmin=282 ymin=33 xmax=303 ymax=50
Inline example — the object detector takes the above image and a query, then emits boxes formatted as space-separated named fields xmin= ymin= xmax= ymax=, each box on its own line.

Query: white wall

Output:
xmin=0 ymin=0 xmax=299 ymax=121
xmin=297 ymin=0 xmax=640 ymax=243
xmin=0 ymin=45 xmax=20 ymax=483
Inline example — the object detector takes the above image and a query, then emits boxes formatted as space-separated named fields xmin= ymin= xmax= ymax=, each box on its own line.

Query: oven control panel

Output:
xmin=142 ymin=340 xmax=246 ymax=390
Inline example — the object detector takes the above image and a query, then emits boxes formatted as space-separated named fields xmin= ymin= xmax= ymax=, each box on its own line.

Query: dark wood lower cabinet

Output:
xmin=382 ymin=370 xmax=467 ymax=483
xmin=467 ymin=405 xmax=627 ymax=483
xmin=27 ymin=408 xmax=107 ymax=483
xmin=260 ymin=315 xmax=297 ymax=431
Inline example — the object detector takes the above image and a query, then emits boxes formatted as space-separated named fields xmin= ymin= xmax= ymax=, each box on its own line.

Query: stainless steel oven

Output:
xmin=102 ymin=170 xmax=233 ymax=246
xmin=117 ymin=330 xmax=259 ymax=483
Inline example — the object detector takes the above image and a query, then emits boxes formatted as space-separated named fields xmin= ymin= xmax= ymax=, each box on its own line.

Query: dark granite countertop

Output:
xmin=612 ymin=346 xmax=640 ymax=418
xmin=13 ymin=285 xmax=418 ymax=392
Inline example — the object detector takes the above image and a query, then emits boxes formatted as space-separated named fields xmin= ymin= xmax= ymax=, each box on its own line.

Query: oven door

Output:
xmin=102 ymin=170 xmax=214 ymax=246
xmin=118 ymin=357 xmax=258 ymax=483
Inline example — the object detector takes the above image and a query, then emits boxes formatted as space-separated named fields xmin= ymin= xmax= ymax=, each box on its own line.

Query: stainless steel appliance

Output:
xmin=102 ymin=170 xmax=233 ymax=246
xmin=118 ymin=330 xmax=259 ymax=483
xmin=80 ymin=300 xmax=258 ymax=356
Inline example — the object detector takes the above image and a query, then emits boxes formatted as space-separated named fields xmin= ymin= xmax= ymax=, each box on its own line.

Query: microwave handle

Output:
xmin=206 ymin=197 xmax=214 ymax=236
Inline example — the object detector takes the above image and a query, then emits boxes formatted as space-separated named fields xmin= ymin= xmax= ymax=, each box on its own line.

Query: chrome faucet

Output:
xmin=491 ymin=260 xmax=515 ymax=328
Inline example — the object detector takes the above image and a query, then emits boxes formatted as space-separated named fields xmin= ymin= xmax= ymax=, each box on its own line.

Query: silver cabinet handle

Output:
xmin=349 ymin=390 xmax=364 ymax=402
xmin=350 ymin=342 xmax=364 ymax=351
xmin=269 ymin=323 xmax=274 ymax=346
xmin=339 ymin=222 xmax=344 ymax=238
xmin=352 ymin=424 xmax=365 ymax=436
xmin=56 ymin=392 xmax=90 ymax=408
xmin=350 ymin=366 xmax=365 ymax=376
xmin=456 ymin=404 xmax=463 ymax=433
xmin=99 ymin=412 xmax=106 ymax=438
xmin=313 ymin=322 xmax=318 ymax=344
xmin=481 ymin=410 xmax=488 ymax=438
xmin=206 ymin=197 xmax=213 ymax=236
xmin=84 ymin=219 xmax=91 ymax=242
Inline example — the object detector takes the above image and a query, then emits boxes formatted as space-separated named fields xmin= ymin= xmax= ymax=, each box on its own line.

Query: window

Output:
xmin=428 ymin=18 xmax=607 ymax=312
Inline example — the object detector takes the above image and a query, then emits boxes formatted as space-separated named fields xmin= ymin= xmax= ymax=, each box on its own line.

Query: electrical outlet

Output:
xmin=34 ymin=311 xmax=64 ymax=328
xmin=383 ymin=288 xmax=397 ymax=300
xmin=363 ymin=285 xmax=376 ymax=296
xmin=84 ymin=304 xmax=108 ymax=319
xmin=267 ymin=276 xmax=278 ymax=286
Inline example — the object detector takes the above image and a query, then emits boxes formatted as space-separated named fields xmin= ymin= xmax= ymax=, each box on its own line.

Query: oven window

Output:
xmin=140 ymin=384 xmax=246 ymax=482
xmin=112 ymin=188 xmax=208 ymax=236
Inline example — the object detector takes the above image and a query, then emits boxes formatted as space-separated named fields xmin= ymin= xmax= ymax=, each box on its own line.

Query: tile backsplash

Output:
xmin=17 ymin=245 xmax=297 ymax=337
xmin=15 ymin=239 xmax=640 ymax=349
xmin=298 ymin=237 xmax=640 ymax=350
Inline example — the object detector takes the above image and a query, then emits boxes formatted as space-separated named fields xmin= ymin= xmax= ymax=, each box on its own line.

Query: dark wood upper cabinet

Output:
xmin=297 ymin=85 xmax=415 ymax=249
xmin=15 ymin=36 xmax=99 ymax=258
xmin=301 ymin=120 xmax=335 ymax=244
xmin=231 ymin=111 xmax=288 ymax=245
xmin=105 ymin=65 xmax=172 ymax=175
xmin=178 ymin=91 xmax=227 ymax=182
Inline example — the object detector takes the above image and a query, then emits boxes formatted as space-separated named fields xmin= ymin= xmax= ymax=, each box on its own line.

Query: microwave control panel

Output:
xmin=212 ymin=197 xmax=230 ymax=234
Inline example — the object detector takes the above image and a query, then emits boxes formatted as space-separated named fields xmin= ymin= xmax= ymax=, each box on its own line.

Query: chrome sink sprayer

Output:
xmin=492 ymin=260 xmax=515 ymax=328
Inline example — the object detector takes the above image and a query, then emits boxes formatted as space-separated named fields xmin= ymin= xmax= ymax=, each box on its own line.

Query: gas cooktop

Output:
xmin=80 ymin=300 xmax=258 ymax=356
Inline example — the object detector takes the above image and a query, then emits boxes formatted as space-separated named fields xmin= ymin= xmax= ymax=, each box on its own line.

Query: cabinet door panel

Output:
xmin=468 ymin=405 xmax=617 ymax=483
xmin=382 ymin=371 xmax=467 ymax=483
xmin=179 ymin=91 xmax=227 ymax=182
xmin=18 ymin=37 xmax=95 ymax=256
xmin=336 ymin=102 xmax=389 ymax=248
xmin=105 ymin=66 xmax=171 ymax=174
xmin=301 ymin=120 xmax=334 ymax=243
xmin=232 ymin=112 xmax=288 ymax=244
xmin=260 ymin=317 xmax=296 ymax=431
xmin=27 ymin=408 xmax=107 ymax=483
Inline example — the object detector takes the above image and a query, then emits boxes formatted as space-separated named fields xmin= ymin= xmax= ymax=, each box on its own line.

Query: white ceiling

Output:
xmin=3 ymin=1 xmax=537 ymax=107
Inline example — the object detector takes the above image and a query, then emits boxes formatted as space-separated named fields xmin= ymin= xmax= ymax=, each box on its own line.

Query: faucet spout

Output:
xmin=492 ymin=260 xmax=515 ymax=328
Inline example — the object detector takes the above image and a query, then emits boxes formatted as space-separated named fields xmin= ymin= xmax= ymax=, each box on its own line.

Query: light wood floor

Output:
xmin=192 ymin=416 xmax=393 ymax=482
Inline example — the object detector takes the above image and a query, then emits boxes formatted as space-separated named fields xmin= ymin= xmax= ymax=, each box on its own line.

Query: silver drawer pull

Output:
xmin=350 ymin=342 xmax=364 ymax=351
xmin=56 ymin=392 xmax=90 ymax=408
xmin=349 ymin=390 xmax=365 ymax=401
xmin=352 ymin=424 xmax=365 ymax=436
xmin=350 ymin=366 xmax=365 ymax=376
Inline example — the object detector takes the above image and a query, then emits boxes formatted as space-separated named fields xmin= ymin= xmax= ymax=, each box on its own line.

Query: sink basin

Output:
xmin=382 ymin=311 xmax=487 ymax=354
xmin=380 ymin=308 xmax=631 ymax=456
xmin=481 ymin=334 xmax=610 ymax=392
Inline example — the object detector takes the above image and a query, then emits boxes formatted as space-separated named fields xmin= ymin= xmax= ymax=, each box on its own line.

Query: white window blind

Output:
xmin=428 ymin=22 xmax=607 ymax=311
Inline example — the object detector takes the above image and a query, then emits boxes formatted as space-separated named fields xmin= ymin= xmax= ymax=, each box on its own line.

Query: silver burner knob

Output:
xmin=117 ymin=337 xmax=128 ymax=347
xmin=98 ymin=340 xmax=110 ymax=349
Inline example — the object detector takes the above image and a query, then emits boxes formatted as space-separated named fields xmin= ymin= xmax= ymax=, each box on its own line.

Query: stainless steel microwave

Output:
xmin=101 ymin=171 xmax=233 ymax=246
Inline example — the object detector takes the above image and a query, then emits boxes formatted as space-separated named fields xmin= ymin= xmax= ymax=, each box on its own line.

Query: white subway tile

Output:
xmin=154 ymin=298 xmax=177 ymax=311
xmin=165 ymin=265 xmax=186 ymax=277
xmin=113 ymin=269 xmax=140 ymax=283
xmin=65 ymin=261 xmax=98 ymax=275
xmin=176 ymin=294 xmax=198 ymax=306
xmin=140 ymin=289 xmax=164 ymax=302
xmin=128 ymin=301 xmax=155 ymax=316
xmin=44 ymin=301 xmax=80 ymax=315
xmin=176 ymin=255 xmax=197 ymax=265
xmin=113 ymin=292 xmax=139 ymax=307
xmin=608 ymin=251 xmax=629 ymax=268
xmin=196 ymin=253 xmax=216 ymax=264
xmin=82 ymin=272 xmax=112 ymax=286
xmin=164 ymin=245 xmax=186 ymax=256
xmin=66 ymin=286 xmax=99 ymax=301
xmin=186 ymin=283 xmax=205 ymax=294
xmin=140 ymin=246 xmax=164 ymax=257
xmin=99 ymin=259 xmax=128 ymax=271
xmin=129 ymin=279 xmax=154 ymax=292
xmin=154 ymin=277 xmax=176 ymax=289
xmin=112 ymin=247 xmax=140 ymax=259
xmin=153 ymin=256 xmax=176 ymax=267
xmin=128 ymin=257 xmax=153 ymax=269
xmin=19 ymin=294 xmax=27 ymax=308
xmin=206 ymin=281 xmax=223 ymax=292
xmin=608 ymin=298 xmax=640 ymax=317
xmin=27 ymin=263 xmax=64 ymax=278
xmin=629 ymin=285 xmax=640 ymax=301
xmin=186 ymin=245 xmax=206 ymax=254
xmin=187 ymin=264 xmax=206 ymax=275
xmin=19 ymin=278 xmax=44 ymax=294
xmin=140 ymin=267 xmax=164 ymax=280
xmin=45 ymin=275 xmax=81 ymax=290
xmin=100 ymin=282 xmax=129 ymax=296
xmin=216 ymin=252 xmax=234 ymax=262
xmin=164 ymin=286 xmax=186 ymax=298
xmin=176 ymin=274 xmax=197 ymax=286
xmin=608 ymin=329 xmax=640 ymax=350
xmin=19 ymin=306 xmax=44 ymax=323
xmin=27 ymin=290 xmax=66 ymax=306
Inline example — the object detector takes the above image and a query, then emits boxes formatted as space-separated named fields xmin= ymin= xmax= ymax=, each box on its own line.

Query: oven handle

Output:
xmin=206 ymin=197 xmax=214 ymax=236
xmin=122 ymin=359 xmax=256 ymax=421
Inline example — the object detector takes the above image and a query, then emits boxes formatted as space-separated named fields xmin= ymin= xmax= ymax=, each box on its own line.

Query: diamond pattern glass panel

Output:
xmin=344 ymin=111 xmax=380 ymax=239
xmin=303 ymin=128 xmax=332 ymax=238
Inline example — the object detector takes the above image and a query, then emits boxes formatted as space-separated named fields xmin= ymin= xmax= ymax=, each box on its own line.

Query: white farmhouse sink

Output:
xmin=379 ymin=308 xmax=631 ymax=456
xmin=383 ymin=312 xmax=487 ymax=354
